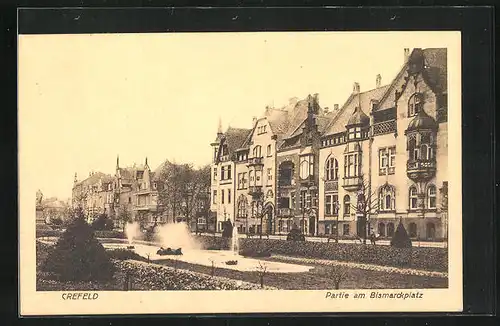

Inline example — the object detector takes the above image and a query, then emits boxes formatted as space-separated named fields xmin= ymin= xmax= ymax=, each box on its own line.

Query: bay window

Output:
xmin=299 ymin=155 xmax=314 ymax=179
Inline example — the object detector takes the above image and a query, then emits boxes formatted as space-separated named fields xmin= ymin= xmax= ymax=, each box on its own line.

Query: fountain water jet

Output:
xmin=154 ymin=222 xmax=201 ymax=250
xmin=125 ymin=221 xmax=140 ymax=249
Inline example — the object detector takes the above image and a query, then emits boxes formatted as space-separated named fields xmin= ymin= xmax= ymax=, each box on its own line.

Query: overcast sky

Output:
xmin=19 ymin=31 xmax=454 ymax=199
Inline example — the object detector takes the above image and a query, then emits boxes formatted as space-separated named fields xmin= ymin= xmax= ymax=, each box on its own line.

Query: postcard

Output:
xmin=19 ymin=29 xmax=462 ymax=315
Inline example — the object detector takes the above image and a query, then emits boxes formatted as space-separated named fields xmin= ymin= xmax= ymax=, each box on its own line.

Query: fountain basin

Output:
xmin=103 ymin=243 xmax=312 ymax=273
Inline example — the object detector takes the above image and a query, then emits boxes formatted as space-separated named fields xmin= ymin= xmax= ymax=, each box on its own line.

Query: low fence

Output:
xmin=193 ymin=235 xmax=448 ymax=272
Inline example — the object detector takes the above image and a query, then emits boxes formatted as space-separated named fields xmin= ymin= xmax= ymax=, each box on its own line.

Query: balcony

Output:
xmin=324 ymin=180 xmax=339 ymax=192
xmin=247 ymin=157 xmax=264 ymax=167
xmin=248 ymin=185 xmax=263 ymax=197
xmin=342 ymin=176 xmax=363 ymax=191
xmin=373 ymin=119 xmax=396 ymax=136
xmin=407 ymin=159 xmax=436 ymax=181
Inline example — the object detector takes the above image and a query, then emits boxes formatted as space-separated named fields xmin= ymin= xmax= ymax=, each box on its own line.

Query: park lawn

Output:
xmin=154 ymin=258 xmax=448 ymax=290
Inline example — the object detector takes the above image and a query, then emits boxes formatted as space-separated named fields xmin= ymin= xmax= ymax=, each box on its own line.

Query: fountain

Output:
xmin=103 ymin=221 xmax=312 ymax=273
xmin=124 ymin=221 xmax=140 ymax=249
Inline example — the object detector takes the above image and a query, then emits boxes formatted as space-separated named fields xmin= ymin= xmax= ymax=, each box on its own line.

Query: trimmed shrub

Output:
xmin=194 ymin=235 xmax=447 ymax=272
xmin=42 ymin=217 xmax=115 ymax=282
xmin=91 ymin=214 xmax=114 ymax=231
xmin=239 ymin=247 xmax=271 ymax=258
xmin=390 ymin=221 xmax=412 ymax=248
xmin=286 ymin=227 xmax=305 ymax=241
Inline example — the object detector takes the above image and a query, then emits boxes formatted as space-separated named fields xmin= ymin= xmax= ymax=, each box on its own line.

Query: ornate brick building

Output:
xmin=209 ymin=47 xmax=448 ymax=241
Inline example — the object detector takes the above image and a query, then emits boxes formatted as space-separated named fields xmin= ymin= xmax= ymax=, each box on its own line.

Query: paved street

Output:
xmin=195 ymin=232 xmax=447 ymax=248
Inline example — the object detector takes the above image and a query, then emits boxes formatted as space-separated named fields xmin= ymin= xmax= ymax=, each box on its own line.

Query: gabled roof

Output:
xmin=375 ymin=48 xmax=447 ymax=111
xmin=265 ymin=108 xmax=290 ymax=136
xmin=421 ymin=48 xmax=447 ymax=94
xmin=219 ymin=127 xmax=252 ymax=159
xmin=323 ymin=85 xmax=390 ymax=136
xmin=75 ymin=172 xmax=111 ymax=187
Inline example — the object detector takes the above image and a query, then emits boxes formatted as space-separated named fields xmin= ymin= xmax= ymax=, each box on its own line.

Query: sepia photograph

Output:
xmin=19 ymin=30 xmax=462 ymax=315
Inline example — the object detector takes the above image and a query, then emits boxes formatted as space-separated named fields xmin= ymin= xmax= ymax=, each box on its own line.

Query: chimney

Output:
xmin=353 ymin=82 xmax=360 ymax=94
xmin=252 ymin=116 xmax=257 ymax=125
xmin=404 ymin=48 xmax=410 ymax=63
xmin=376 ymin=74 xmax=382 ymax=88
xmin=323 ymin=107 xmax=329 ymax=115
xmin=333 ymin=104 xmax=339 ymax=111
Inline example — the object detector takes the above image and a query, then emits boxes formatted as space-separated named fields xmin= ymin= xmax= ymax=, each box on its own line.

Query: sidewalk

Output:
xmin=195 ymin=232 xmax=447 ymax=248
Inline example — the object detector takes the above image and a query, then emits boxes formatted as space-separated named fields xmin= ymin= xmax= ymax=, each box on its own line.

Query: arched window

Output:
xmin=409 ymin=222 xmax=418 ymax=238
xmin=427 ymin=185 xmax=437 ymax=209
xmin=408 ymin=93 xmax=422 ymax=117
xmin=378 ymin=222 xmax=386 ymax=237
xmin=379 ymin=185 xmax=396 ymax=211
xmin=252 ymin=145 xmax=262 ymax=158
xmin=387 ymin=223 xmax=395 ymax=237
xmin=409 ymin=186 xmax=418 ymax=209
xmin=237 ymin=195 xmax=248 ymax=218
xmin=325 ymin=157 xmax=339 ymax=181
xmin=343 ymin=195 xmax=350 ymax=215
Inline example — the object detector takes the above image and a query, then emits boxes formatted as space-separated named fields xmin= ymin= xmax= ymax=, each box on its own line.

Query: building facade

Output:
xmin=317 ymin=48 xmax=448 ymax=240
xmin=72 ymin=171 xmax=115 ymax=224
xmin=210 ymin=122 xmax=251 ymax=232
xmin=209 ymin=47 xmax=448 ymax=241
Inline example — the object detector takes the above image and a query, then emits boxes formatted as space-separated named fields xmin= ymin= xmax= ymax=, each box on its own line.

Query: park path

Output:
xmin=270 ymin=255 xmax=448 ymax=279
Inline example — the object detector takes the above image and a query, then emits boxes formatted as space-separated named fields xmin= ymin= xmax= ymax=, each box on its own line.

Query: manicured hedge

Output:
xmin=36 ymin=229 xmax=125 ymax=239
xmin=94 ymin=230 xmax=125 ymax=239
xmin=194 ymin=235 xmax=447 ymax=272
xmin=36 ymin=229 xmax=62 ymax=238
xmin=115 ymin=260 xmax=271 ymax=290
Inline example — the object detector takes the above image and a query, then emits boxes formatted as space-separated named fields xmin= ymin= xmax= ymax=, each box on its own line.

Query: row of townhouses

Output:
xmin=71 ymin=158 xmax=211 ymax=230
xmin=211 ymin=48 xmax=449 ymax=240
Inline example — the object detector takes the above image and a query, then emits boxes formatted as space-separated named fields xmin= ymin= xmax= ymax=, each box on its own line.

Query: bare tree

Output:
xmin=209 ymin=258 xmax=216 ymax=277
xmin=350 ymin=176 xmax=379 ymax=244
xmin=157 ymin=161 xmax=211 ymax=231
xmin=256 ymin=261 xmax=269 ymax=289
xmin=326 ymin=265 xmax=348 ymax=289
xmin=117 ymin=205 xmax=132 ymax=233
xmin=157 ymin=161 xmax=187 ymax=224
